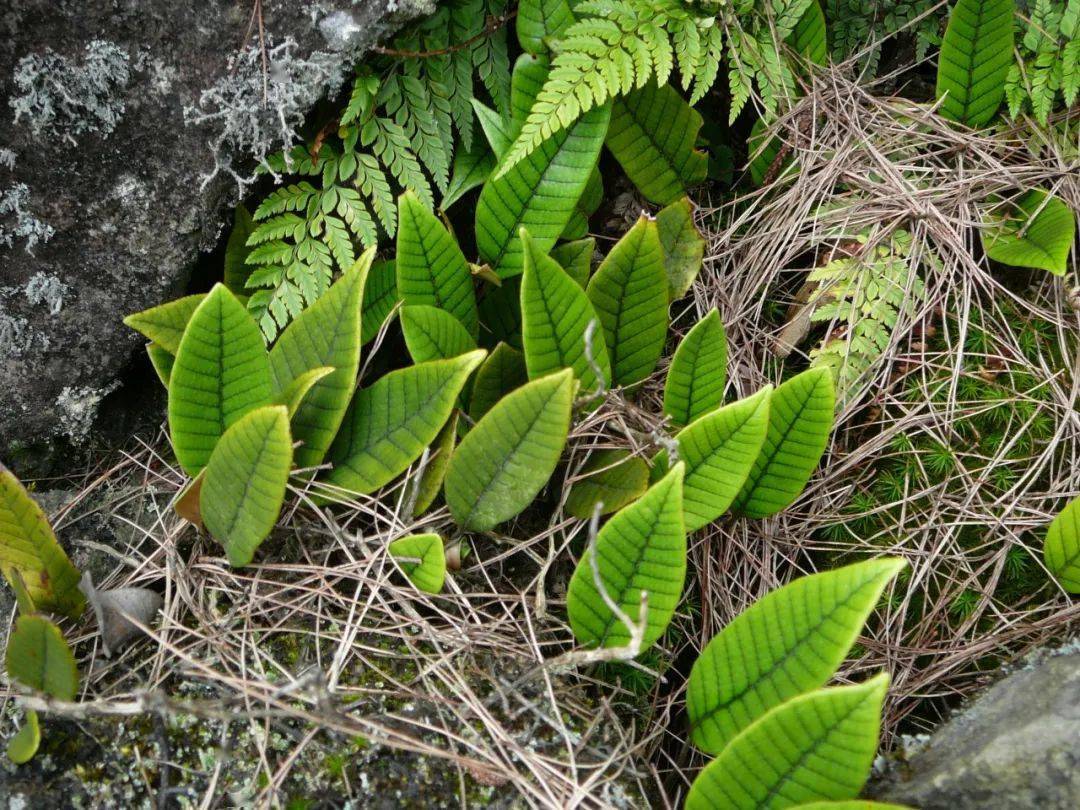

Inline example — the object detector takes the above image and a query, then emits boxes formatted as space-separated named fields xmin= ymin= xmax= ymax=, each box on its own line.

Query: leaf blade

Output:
xmin=733 ymin=368 xmax=834 ymax=519
xmin=476 ymin=97 xmax=611 ymax=279
xmin=0 ymin=466 xmax=85 ymax=618
xmin=200 ymin=405 xmax=293 ymax=567
xmin=565 ymin=449 xmax=650 ymax=519
xmin=567 ymin=463 xmax=686 ymax=651
xmin=445 ymin=369 xmax=574 ymax=531
xmin=401 ymin=304 xmax=479 ymax=363
xmin=396 ymin=190 xmax=479 ymax=334
xmin=168 ymin=284 xmax=273 ymax=476
xmin=389 ymin=533 xmax=446 ymax=594
xmin=123 ymin=294 xmax=206 ymax=355
xmin=325 ymin=351 xmax=486 ymax=496
xmin=606 ymin=81 xmax=707 ymax=205
xmin=6 ymin=615 xmax=79 ymax=700
xmin=1045 ymin=495 xmax=1080 ymax=592
xmin=268 ymin=250 xmax=372 ymax=470
xmin=687 ymin=558 xmax=905 ymax=754
xmin=935 ymin=0 xmax=1014 ymax=127
xmin=666 ymin=388 xmax=771 ymax=532
xmin=586 ymin=216 xmax=669 ymax=386
xmin=521 ymin=230 xmax=611 ymax=393
xmin=685 ymin=675 xmax=890 ymax=810
xmin=983 ymin=190 xmax=1077 ymax=276
xmin=663 ymin=309 xmax=727 ymax=428
xmin=656 ymin=197 xmax=705 ymax=301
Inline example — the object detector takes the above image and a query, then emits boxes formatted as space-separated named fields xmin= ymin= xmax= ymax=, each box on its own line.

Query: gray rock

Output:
xmin=873 ymin=648 xmax=1080 ymax=809
xmin=0 ymin=0 xmax=430 ymax=473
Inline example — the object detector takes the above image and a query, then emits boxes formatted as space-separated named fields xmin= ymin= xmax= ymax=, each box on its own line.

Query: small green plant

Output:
xmin=1045 ymin=495 xmax=1080 ymax=592
xmin=932 ymin=1 xmax=1078 ymax=277
xmin=807 ymin=231 xmax=926 ymax=396
xmin=685 ymin=559 xmax=906 ymax=807
xmin=389 ymin=534 xmax=448 ymax=594
xmin=0 ymin=467 xmax=164 ymax=763
xmin=0 ymin=465 xmax=84 ymax=618
xmin=502 ymin=0 xmax=825 ymax=172
xmin=980 ymin=188 xmax=1077 ymax=276
xmin=1005 ymin=0 xmax=1080 ymax=124
xmin=5 ymin=614 xmax=79 ymax=764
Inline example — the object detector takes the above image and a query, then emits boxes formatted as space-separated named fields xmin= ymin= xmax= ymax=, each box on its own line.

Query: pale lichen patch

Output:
xmin=9 ymin=40 xmax=130 ymax=143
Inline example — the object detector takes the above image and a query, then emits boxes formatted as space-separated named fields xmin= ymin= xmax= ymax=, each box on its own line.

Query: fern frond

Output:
xmin=502 ymin=0 xmax=675 ymax=171
xmin=364 ymin=118 xmax=434 ymax=208
xmin=808 ymin=231 xmax=924 ymax=397
xmin=353 ymin=155 xmax=396 ymax=235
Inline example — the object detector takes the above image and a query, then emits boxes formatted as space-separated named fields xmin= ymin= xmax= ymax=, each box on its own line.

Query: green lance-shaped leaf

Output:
xmin=6 ymin=614 xmax=79 ymax=700
xmin=506 ymin=54 xmax=604 ymax=245
xmin=224 ymin=205 xmax=256 ymax=295
xmin=685 ymin=674 xmax=890 ymax=810
xmin=389 ymin=534 xmax=447 ymax=594
xmin=324 ymin=351 xmax=487 ymax=496
xmin=476 ymin=98 xmax=611 ymax=279
xmin=200 ymin=405 xmax=292 ymax=567
xmin=1045 ymin=495 xmax=1080 ymax=593
xmin=656 ymin=197 xmax=705 ymax=301
xmin=982 ymin=190 xmax=1077 ymax=276
xmin=168 ymin=284 xmax=272 ymax=476
xmin=606 ymin=81 xmax=708 ymax=206
xmin=659 ymin=388 xmax=771 ymax=532
xmin=790 ymin=0 xmax=828 ymax=65
xmin=146 ymin=342 xmax=174 ymax=387
xmin=445 ymin=369 xmax=574 ymax=531
xmin=565 ymin=449 xmax=650 ymax=520
xmin=586 ymin=216 xmax=669 ymax=386
xmin=412 ymin=412 xmax=458 ymax=517
xmin=521 ymin=229 xmax=611 ymax=392
xmin=664 ymin=309 xmax=728 ymax=428
xmin=567 ymin=463 xmax=686 ymax=651
xmin=687 ymin=558 xmax=906 ymax=754
xmin=935 ymin=0 xmax=1014 ymax=127
xmin=0 ymin=465 xmax=85 ymax=618
xmin=733 ymin=368 xmax=835 ymax=519
xmin=268 ymin=250 xmax=372 ymax=470
xmin=517 ymin=0 xmax=576 ymax=56
xmin=124 ymin=294 xmax=206 ymax=355
xmin=469 ymin=342 xmax=529 ymax=421
xmin=361 ymin=259 xmax=400 ymax=346
xmin=275 ymin=366 xmax=334 ymax=419
xmin=7 ymin=709 xmax=40 ymax=764
xmin=401 ymin=304 xmax=478 ymax=364
xmin=551 ymin=238 xmax=595 ymax=288
xmin=396 ymin=190 xmax=479 ymax=335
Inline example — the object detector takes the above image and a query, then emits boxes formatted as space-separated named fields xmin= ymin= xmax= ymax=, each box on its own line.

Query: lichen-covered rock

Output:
xmin=0 ymin=0 xmax=429 ymax=473
xmin=872 ymin=646 xmax=1080 ymax=809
